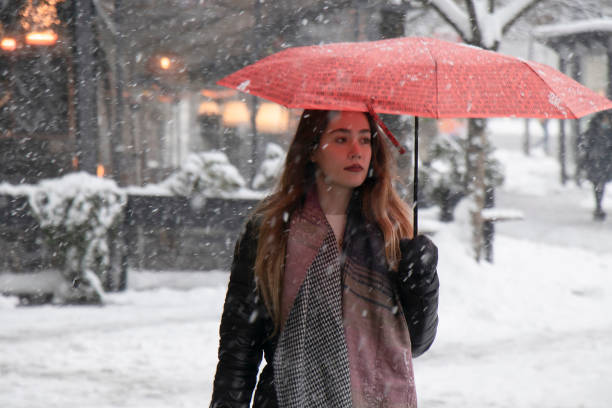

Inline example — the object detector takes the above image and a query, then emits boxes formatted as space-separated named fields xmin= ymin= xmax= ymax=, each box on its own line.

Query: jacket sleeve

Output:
xmin=396 ymin=235 xmax=440 ymax=358
xmin=210 ymin=219 xmax=269 ymax=408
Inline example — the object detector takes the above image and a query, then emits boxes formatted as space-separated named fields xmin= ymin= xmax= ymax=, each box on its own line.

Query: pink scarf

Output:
xmin=279 ymin=189 xmax=417 ymax=407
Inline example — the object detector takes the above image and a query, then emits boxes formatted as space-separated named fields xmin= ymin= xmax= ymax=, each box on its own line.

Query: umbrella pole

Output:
xmin=413 ymin=116 xmax=419 ymax=237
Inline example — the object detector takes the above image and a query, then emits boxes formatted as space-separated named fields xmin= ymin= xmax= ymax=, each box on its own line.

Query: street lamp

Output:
xmin=159 ymin=56 xmax=171 ymax=70
xmin=201 ymin=89 xmax=236 ymax=99
xmin=255 ymin=102 xmax=289 ymax=134
xmin=149 ymin=54 xmax=184 ymax=75
xmin=222 ymin=100 xmax=250 ymax=127
xmin=0 ymin=37 xmax=17 ymax=51
xmin=198 ymin=100 xmax=220 ymax=116
xmin=25 ymin=30 xmax=58 ymax=46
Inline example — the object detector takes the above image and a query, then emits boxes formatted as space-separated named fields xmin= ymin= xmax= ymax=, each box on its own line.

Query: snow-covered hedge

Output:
xmin=27 ymin=172 xmax=127 ymax=304
xmin=162 ymin=151 xmax=248 ymax=196
xmin=422 ymin=134 xmax=504 ymax=222
xmin=252 ymin=143 xmax=285 ymax=191
xmin=0 ymin=151 xmax=263 ymax=303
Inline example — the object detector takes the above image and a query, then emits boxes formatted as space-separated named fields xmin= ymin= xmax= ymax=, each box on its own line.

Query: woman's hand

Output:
xmin=397 ymin=235 xmax=439 ymax=357
xmin=398 ymin=235 xmax=438 ymax=295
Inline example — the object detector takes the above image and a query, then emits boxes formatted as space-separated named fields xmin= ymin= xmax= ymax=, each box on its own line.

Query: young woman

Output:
xmin=210 ymin=109 xmax=439 ymax=408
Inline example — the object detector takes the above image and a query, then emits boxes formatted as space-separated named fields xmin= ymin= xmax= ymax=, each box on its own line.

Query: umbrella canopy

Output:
xmin=217 ymin=36 xmax=612 ymax=120
xmin=217 ymin=36 xmax=612 ymax=235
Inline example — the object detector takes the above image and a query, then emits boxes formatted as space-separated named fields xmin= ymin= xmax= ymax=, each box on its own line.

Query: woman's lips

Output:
xmin=344 ymin=165 xmax=363 ymax=172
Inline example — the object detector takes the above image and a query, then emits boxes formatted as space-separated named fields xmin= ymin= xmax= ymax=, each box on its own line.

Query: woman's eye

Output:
xmin=335 ymin=137 xmax=346 ymax=143
xmin=361 ymin=137 xmax=371 ymax=144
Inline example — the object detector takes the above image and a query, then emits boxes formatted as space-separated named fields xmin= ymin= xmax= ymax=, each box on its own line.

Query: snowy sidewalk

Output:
xmin=2 ymin=225 xmax=610 ymax=408
xmin=494 ymin=147 xmax=612 ymax=254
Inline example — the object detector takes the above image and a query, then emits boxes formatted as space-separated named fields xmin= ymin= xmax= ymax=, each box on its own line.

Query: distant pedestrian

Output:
xmin=578 ymin=110 xmax=612 ymax=220
xmin=210 ymin=109 xmax=439 ymax=407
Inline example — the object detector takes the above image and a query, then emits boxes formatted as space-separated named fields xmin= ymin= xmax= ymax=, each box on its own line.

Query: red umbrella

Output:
xmin=218 ymin=37 xmax=612 ymax=233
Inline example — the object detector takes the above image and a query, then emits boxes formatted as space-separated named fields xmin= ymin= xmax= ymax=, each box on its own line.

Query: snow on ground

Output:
xmin=1 ymin=119 xmax=612 ymax=407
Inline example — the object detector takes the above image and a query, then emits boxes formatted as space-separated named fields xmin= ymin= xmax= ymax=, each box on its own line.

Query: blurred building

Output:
xmin=4 ymin=1 xmax=607 ymax=188
xmin=2 ymin=1 xmax=611 ymax=279
xmin=1 ymin=0 xmax=417 ymax=188
xmin=0 ymin=0 xmax=74 ymax=183
xmin=532 ymin=19 xmax=612 ymax=183
xmin=0 ymin=0 xmax=421 ymax=280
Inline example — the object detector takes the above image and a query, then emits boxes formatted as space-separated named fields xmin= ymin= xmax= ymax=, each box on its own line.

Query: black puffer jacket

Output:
xmin=210 ymin=219 xmax=439 ymax=408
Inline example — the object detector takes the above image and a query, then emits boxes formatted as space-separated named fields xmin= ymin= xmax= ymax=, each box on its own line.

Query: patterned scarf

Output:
xmin=274 ymin=190 xmax=417 ymax=408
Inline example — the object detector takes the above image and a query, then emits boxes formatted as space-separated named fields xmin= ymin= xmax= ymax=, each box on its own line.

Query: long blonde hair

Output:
xmin=253 ymin=109 xmax=413 ymax=331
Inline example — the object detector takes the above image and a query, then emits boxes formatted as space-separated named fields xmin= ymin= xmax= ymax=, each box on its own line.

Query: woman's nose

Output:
xmin=348 ymin=136 xmax=363 ymax=157
xmin=348 ymin=142 xmax=361 ymax=158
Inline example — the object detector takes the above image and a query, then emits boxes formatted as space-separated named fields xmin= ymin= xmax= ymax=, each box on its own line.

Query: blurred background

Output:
xmin=1 ymin=0 xmax=611 ymax=301
xmin=1 ymin=1 xmax=612 ymax=407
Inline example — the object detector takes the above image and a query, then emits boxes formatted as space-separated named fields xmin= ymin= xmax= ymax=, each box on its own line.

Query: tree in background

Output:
xmin=414 ymin=0 xmax=606 ymax=260
xmin=420 ymin=130 xmax=504 ymax=222
xmin=413 ymin=0 xmax=543 ymax=260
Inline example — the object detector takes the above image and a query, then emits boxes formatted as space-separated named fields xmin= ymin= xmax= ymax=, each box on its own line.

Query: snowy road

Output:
xmin=496 ymin=188 xmax=612 ymax=254
xmin=490 ymin=118 xmax=612 ymax=254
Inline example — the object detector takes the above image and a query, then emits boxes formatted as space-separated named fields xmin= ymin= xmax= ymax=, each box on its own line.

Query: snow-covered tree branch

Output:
xmin=426 ymin=0 xmax=471 ymax=40
xmin=497 ymin=0 xmax=546 ymax=36
xmin=425 ymin=0 xmax=545 ymax=49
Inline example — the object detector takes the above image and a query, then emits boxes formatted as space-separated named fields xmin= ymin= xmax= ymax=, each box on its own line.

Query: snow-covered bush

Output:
xmin=423 ymin=134 xmax=504 ymax=222
xmin=252 ymin=143 xmax=286 ymax=191
xmin=162 ymin=151 xmax=247 ymax=200
xmin=27 ymin=172 xmax=127 ymax=304
xmin=424 ymin=135 xmax=467 ymax=221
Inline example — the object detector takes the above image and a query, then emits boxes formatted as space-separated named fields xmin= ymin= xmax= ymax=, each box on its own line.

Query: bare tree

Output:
xmin=418 ymin=0 xmax=547 ymax=261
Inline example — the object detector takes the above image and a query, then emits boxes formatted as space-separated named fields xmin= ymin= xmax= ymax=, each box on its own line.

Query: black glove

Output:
xmin=398 ymin=235 xmax=438 ymax=295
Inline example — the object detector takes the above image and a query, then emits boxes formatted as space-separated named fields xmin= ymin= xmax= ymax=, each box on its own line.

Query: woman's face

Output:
xmin=311 ymin=111 xmax=373 ymax=190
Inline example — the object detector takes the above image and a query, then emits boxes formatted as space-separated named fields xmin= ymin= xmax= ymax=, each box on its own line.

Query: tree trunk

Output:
xmin=594 ymin=182 xmax=606 ymax=220
xmin=483 ymin=187 xmax=495 ymax=262
xmin=422 ymin=0 xmax=547 ymax=261
xmin=558 ymin=54 xmax=569 ymax=184
xmin=467 ymin=118 xmax=487 ymax=262
xmin=523 ymin=119 xmax=531 ymax=156
xmin=559 ymin=118 xmax=568 ymax=185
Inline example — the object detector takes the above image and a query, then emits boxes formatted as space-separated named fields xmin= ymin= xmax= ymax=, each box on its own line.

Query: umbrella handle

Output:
xmin=413 ymin=117 xmax=418 ymax=238
xmin=366 ymin=103 xmax=406 ymax=155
